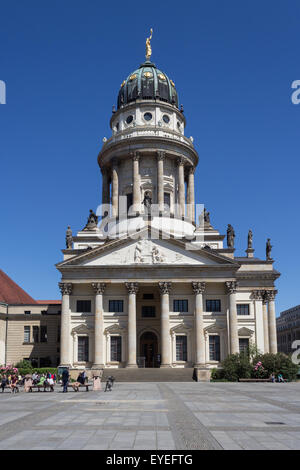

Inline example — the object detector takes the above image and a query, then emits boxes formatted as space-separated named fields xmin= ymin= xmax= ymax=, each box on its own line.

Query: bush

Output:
xmin=15 ymin=360 xmax=33 ymax=370
xmin=210 ymin=368 xmax=225 ymax=381
xmin=219 ymin=353 xmax=252 ymax=381
xmin=18 ymin=367 xmax=58 ymax=376
xmin=252 ymin=353 xmax=298 ymax=381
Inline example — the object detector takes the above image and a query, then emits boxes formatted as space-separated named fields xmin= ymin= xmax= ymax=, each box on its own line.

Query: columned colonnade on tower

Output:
xmin=101 ymin=151 xmax=195 ymax=222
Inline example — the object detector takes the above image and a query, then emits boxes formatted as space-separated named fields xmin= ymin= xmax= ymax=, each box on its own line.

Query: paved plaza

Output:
xmin=0 ymin=382 xmax=300 ymax=450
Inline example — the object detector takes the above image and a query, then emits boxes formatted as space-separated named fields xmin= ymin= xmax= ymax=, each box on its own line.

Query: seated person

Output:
xmin=1 ymin=375 xmax=8 ymax=392
xmin=37 ymin=375 xmax=46 ymax=387
xmin=72 ymin=372 xmax=85 ymax=392
xmin=278 ymin=373 xmax=285 ymax=383
xmin=10 ymin=374 xmax=18 ymax=392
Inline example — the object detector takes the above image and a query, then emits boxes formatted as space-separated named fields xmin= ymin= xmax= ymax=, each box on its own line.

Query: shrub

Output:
xmin=210 ymin=368 xmax=225 ymax=381
xmin=18 ymin=367 xmax=58 ymax=376
xmin=252 ymin=353 xmax=298 ymax=381
xmin=15 ymin=360 xmax=33 ymax=370
xmin=219 ymin=353 xmax=252 ymax=381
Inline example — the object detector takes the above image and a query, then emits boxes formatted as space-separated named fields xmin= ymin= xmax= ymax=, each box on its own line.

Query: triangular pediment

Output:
xmin=57 ymin=226 xmax=239 ymax=269
xmin=238 ymin=327 xmax=254 ymax=337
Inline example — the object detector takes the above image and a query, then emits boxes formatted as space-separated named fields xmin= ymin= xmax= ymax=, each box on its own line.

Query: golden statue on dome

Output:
xmin=145 ymin=28 xmax=153 ymax=60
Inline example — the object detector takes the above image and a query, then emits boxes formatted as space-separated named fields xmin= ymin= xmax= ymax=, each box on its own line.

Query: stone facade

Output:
xmin=56 ymin=53 xmax=280 ymax=372
xmin=0 ymin=301 xmax=61 ymax=367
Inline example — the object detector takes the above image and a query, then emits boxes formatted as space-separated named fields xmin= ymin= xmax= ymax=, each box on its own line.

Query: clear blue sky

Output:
xmin=0 ymin=1 xmax=299 ymax=314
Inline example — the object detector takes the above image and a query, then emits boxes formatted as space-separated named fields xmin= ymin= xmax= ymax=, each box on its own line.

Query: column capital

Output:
xmin=157 ymin=150 xmax=166 ymax=161
xmin=251 ymin=290 xmax=264 ymax=301
xmin=59 ymin=282 xmax=73 ymax=296
xmin=177 ymin=157 xmax=185 ymax=166
xmin=125 ymin=282 xmax=139 ymax=295
xmin=187 ymin=165 xmax=195 ymax=175
xmin=112 ymin=157 xmax=118 ymax=168
xmin=192 ymin=281 xmax=206 ymax=294
xmin=131 ymin=151 xmax=140 ymax=161
xmin=265 ymin=290 xmax=278 ymax=301
xmin=92 ymin=282 xmax=106 ymax=295
xmin=158 ymin=282 xmax=172 ymax=294
xmin=225 ymin=281 xmax=239 ymax=294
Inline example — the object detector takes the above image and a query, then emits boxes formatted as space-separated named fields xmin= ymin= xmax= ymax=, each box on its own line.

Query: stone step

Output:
xmin=102 ymin=368 xmax=195 ymax=382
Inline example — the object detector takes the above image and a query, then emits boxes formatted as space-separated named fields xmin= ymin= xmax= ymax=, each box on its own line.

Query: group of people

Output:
xmin=1 ymin=374 xmax=19 ymax=393
xmin=270 ymin=373 xmax=287 ymax=383
xmin=61 ymin=369 xmax=87 ymax=392
xmin=1 ymin=371 xmax=57 ymax=393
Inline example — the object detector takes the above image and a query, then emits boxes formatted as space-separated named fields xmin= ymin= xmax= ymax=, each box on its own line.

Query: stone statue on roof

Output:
xmin=266 ymin=238 xmax=273 ymax=260
xmin=227 ymin=224 xmax=235 ymax=248
xmin=66 ymin=226 xmax=73 ymax=249
xmin=83 ymin=209 xmax=98 ymax=231
xmin=247 ymin=229 xmax=253 ymax=250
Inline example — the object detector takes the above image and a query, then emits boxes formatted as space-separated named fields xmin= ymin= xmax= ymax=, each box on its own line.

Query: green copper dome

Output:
xmin=117 ymin=61 xmax=179 ymax=109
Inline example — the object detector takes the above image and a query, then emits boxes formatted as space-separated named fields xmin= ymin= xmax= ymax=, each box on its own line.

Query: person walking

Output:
xmin=62 ymin=368 xmax=69 ymax=393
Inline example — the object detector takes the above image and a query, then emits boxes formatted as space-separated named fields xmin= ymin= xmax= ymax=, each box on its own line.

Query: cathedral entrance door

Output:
xmin=140 ymin=332 xmax=158 ymax=368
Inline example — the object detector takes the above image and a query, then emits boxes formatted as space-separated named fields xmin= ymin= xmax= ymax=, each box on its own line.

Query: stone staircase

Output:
xmin=102 ymin=367 xmax=195 ymax=382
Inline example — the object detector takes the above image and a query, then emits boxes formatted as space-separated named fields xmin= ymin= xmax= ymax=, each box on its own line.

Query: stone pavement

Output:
xmin=0 ymin=382 xmax=300 ymax=450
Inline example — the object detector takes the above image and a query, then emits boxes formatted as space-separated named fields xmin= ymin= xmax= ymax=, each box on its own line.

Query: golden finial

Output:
xmin=145 ymin=28 xmax=153 ymax=61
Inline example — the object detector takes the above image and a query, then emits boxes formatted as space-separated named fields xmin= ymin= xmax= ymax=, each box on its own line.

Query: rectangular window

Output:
xmin=206 ymin=299 xmax=221 ymax=312
xmin=109 ymin=300 xmax=124 ymax=313
xmin=76 ymin=300 xmax=91 ymax=313
xmin=164 ymin=192 xmax=170 ymax=209
xmin=33 ymin=326 xmax=39 ymax=343
xmin=142 ymin=305 xmax=156 ymax=317
xmin=176 ymin=336 xmax=187 ymax=361
xmin=24 ymin=326 xmax=30 ymax=343
xmin=173 ymin=300 xmax=188 ymax=313
xmin=40 ymin=326 xmax=47 ymax=343
xmin=24 ymin=310 xmax=31 ymax=315
xmin=237 ymin=304 xmax=250 ymax=315
xmin=78 ymin=336 xmax=89 ymax=362
xmin=209 ymin=336 xmax=220 ymax=361
xmin=239 ymin=338 xmax=249 ymax=355
xmin=111 ymin=336 xmax=122 ymax=362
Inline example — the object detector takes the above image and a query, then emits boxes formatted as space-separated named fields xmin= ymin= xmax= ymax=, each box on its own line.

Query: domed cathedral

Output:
xmin=56 ymin=31 xmax=280 ymax=380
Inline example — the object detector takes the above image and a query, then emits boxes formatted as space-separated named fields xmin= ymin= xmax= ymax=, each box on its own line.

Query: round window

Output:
xmin=144 ymin=112 xmax=153 ymax=121
xmin=163 ymin=114 xmax=170 ymax=124
xmin=126 ymin=115 xmax=133 ymax=124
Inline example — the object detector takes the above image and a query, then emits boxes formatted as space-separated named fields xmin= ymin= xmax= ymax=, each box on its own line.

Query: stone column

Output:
xmin=266 ymin=290 xmax=278 ymax=353
xmin=262 ymin=291 xmax=270 ymax=353
xmin=92 ymin=283 xmax=106 ymax=368
xmin=226 ymin=281 xmax=239 ymax=354
xmin=132 ymin=151 xmax=140 ymax=214
xmin=177 ymin=158 xmax=185 ymax=217
xmin=111 ymin=159 xmax=119 ymax=218
xmin=157 ymin=151 xmax=165 ymax=213
xmin=59 ymin=282 xmax=73 ymax=366
xmin=158 ymin=282 xmax=172 ymax=367
xmin=101 ymin=167 xmax=109 ymax=205
xmin=125 ymin=282 xmax=139 ymax=368
xmin=192 ymin=282 xmax=206 ymax=366
xmin=188 ymin=166 xmax=195 ymax=223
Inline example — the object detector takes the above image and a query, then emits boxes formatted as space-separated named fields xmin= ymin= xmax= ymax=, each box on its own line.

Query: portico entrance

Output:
xmin=139 ymin=332 xmax=159 ymax=368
